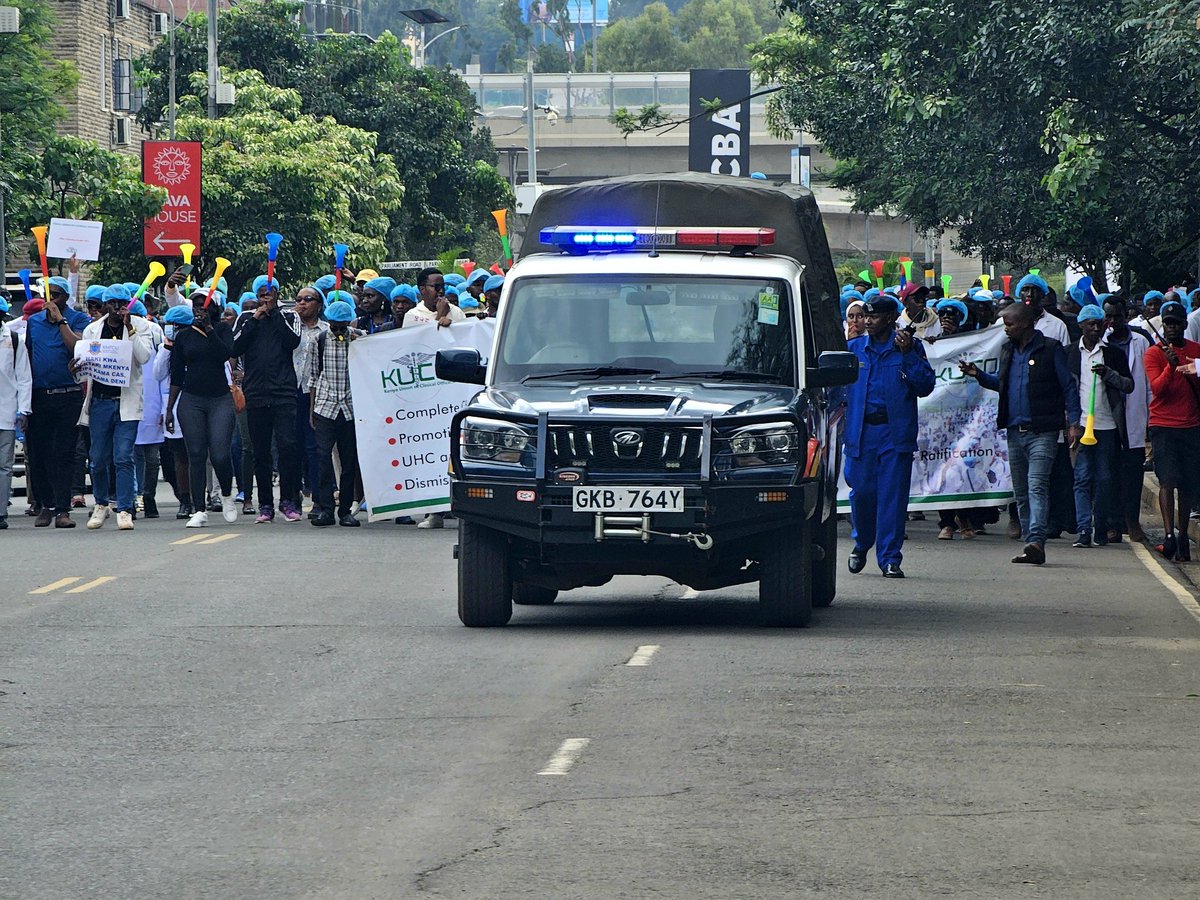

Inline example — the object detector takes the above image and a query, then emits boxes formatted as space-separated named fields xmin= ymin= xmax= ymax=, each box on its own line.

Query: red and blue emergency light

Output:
xmin=541 ymin=226 xmax=776 ymax=253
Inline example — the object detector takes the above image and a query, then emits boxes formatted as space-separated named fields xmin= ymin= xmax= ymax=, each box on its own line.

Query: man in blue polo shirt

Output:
xmin=26 ymin=275 xmax=90 ymax=528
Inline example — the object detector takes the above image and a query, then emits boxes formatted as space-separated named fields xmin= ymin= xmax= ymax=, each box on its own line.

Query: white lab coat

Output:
xmin=0 ymin=321 xmax=33 ymax=430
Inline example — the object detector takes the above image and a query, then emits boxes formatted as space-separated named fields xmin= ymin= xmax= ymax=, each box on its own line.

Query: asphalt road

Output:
xmin=3 ymin=498 xmax=1199 ymax=899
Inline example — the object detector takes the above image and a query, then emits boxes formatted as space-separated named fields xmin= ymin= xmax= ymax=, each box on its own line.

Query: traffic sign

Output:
xmin=142 ymin=141 xmax=201 ymax=257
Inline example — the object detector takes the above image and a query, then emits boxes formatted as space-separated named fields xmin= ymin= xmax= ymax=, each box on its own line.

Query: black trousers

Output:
xmin=313 ymin=412 xmax=358 ymax=517
xmin=176 ymin=392 xmax=236 ymax=509
xmin=247 ymin=402 xmax=298 ymax=509
xmin=1113 ymin=446 xmax=1146 ymax=532
xmin=28 ymin=389 xmax=85 ymax=514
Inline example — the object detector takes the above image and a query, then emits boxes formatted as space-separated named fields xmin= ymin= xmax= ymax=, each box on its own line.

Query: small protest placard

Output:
xmin=74 ymin=339 xmax=133 ymax=388
xmin=47 ymin=218 xmax=104 ymax=261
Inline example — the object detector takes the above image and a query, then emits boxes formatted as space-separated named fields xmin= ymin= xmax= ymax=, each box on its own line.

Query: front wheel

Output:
xmin=811 ymin=512 xmax=838 ymax=608
xmin=759 ymin=520 xmax=813 ymax=627
xmin=513 ymin=583 xmax=558 ymax=605
xmin=458 ymin=521 xmax=513 ymax=627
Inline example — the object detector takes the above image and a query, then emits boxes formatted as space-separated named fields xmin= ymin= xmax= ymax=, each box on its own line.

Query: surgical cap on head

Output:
xmin=390 ymin=284 xmax=413 ymax=302
xmin=1094 ymin=292 xmax=1114 ymax=306
xmin=991 ymin=290 xmax=1003 ymax=300
xmin=128 ymin=300 xmax=148 ymax=317
xmin=1142 ymin=290 xmax=1165 ymax=305
xmin=49 ymin=276 xmax=72 ymax=298
xmin=1077 ymin=304 xmax=1105 ymax=323
xmin=217 ymin=277 xmax=228 ymax=296
xmin=314 ymin=274 xmax=337 ymax=294
xmin=841 ymin=284 xmax=854 ymax=294
xmin=862 ymin=287 xmax=881 ymax=302
xmin=483 ymin=274 xmax=505 ymax=292
xmin=1161 ymin=300 xmax=1187 ymax=321
xmin=1015 ymin=273 xmax=1049 ymax=296
xmin=460 ymin=296 xmax=480 ymax=309
xmin=445 ymin=273 xmax=465 ymax=286
xmin=841 ymin=289 xmax=864 ymax=304
xmin=365 ymin=276 xmax=397 ymax=297
xmin=466 ymin=269 xmax=489 ymax=286
xmin=239 ymin=291 xmax=256 ymax=305
xmin=123 ymin=282 xmax=141 ymax=295
xmin=103 ymin=284 xmax=132 ymax=303
xmin=306 ymin=285 xmax=326 ymax=304
xmin=252 ymin=275 xmax=279 ymax=293
xmin=164 ymin=305 xmax=194 ymax=325
xmin=324 ymin=289 xmax=355 ymax=308
xmin=85 ymin=285 xmax=106 ymax=304
xmin=325 ymin=300 xmax=355 ymax=323
xmin=936 ymin=299 xmax=969 ymax=323
xmin=0 ymin=297 xmax=8 ymax=314
xmin=446 ymin=285 xmax=461 ymax=298
xmin=225 ymin=303 xmax=242 ymax=318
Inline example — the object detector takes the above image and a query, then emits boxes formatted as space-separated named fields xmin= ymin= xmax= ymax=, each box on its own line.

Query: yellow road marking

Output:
xmin=171 ymin=534 xmax=212 ymax=545
xmin=63 ymin=576 xmax=117 ymax=594
xmin=198 ymin=533 xmax=239 ymax=545
xmin=29 ymin=577 xmax=82 ymax=595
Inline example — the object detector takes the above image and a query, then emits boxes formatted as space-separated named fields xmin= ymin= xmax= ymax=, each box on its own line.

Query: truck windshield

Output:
xmin=492 ymin=275 xmax=796 ymax=384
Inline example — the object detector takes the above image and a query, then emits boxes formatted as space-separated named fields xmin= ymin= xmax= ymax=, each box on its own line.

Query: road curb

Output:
xmin=1141 ymin=471 xmax=1200 ymax=591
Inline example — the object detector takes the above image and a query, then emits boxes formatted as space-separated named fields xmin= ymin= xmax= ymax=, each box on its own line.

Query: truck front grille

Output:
xmin=546 ymin=425 xmax=703 ymax=472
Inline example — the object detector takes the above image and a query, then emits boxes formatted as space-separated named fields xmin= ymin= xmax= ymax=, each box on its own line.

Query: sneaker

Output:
xmin=207 ymin=495 xmax=222 ymax=513
xmin=70 ymin=495 xmax=86 ymax=509
xmin=186 ymin=510 xmax=208 ymax=528
xmin=417 ymin=513 xmax=444 ymax=529
xmin=235 ymin=491 xmax=245 ymax=503
xmin=117 ymin=510 xmax=134 ymax=531
xmin=279 ymin=500 xmax=302 ymax=522
xmin=34 ymin=508 xmax=53 ymax=528
xmin=1072 ymin=532 xmax=1092 ymax=548
xmin=135 ymin=496 xmax=144 ymax=514
xmin=255 ymin=505 xmax=275 ymax=524
xmin=220 ymin=493 xmax=238 ymax=524
xmin=350 ymin=500 xmax=361 ymax=516
xmin=242 ymin=502 xmax=256 ymax=516
xmin=87 ymin=504 xmax=110 ymax=530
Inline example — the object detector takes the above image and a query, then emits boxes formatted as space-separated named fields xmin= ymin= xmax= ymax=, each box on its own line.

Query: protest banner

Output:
xmin=349 ymin=319 xmax=496 ymax=522
xmin=74 ymin=338 xmax=133 ymax=388
xmin=837 ymin=322 xmax=1014 ymax=512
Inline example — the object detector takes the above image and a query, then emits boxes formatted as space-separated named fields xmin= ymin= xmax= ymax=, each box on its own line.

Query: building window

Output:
xmin=113 ymin=58 xmax=132 ymax=111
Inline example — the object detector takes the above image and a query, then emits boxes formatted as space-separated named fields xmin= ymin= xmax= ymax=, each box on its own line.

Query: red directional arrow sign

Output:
xmin=142 ymin=140 xmax=202 ymax=257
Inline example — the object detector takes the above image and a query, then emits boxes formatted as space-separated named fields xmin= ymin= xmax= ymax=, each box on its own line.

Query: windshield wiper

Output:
xmin=522 ymin=366 xmax=661 ymax=382
xmin=652 ymin=369 xmax=783 ymax=383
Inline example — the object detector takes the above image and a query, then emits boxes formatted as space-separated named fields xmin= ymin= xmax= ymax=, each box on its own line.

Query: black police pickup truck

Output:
xmin=436 ymin=172 xmax=857 ymax=627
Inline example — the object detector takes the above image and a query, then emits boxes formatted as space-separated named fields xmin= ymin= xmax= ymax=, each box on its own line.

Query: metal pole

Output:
xmin=0 ymin=111 xmax=5 ymax=283
xmin=168 ymin=1 xmax=176 ymax=138
xmin=591 ymin=0 xmax=597 ymax=72
xmin=206 ymin=0 xmax=218 ymax=118
xmin=526 ymin=53 xmax=537 ymax=185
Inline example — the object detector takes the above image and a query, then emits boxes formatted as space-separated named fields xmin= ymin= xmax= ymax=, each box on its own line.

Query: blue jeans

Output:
xmin=1073 ymin=428 xmax=1118 ymax=539
xmin=845 ymin=422 xmax=914 ymax=568
xmin=1007 ymin=429 xmax=1058 ymax=547
xmin=89 ymin=397 xmax=138 ymax=513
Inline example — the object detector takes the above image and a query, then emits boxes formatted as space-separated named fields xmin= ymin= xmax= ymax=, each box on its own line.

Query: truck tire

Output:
xmin=513 ymin=583 xmax=558 ymax=605
xmin=759 ymin=520 xmax=813 ymax=627
xmin=811 ymin=512 xmax=838 ymax=608
xmin=458 ymin=521 xmax=513 ymax=627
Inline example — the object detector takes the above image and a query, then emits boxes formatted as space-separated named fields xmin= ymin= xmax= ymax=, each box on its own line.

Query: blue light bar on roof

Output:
xmin=540 ymin=226 xmax=775 ymax=253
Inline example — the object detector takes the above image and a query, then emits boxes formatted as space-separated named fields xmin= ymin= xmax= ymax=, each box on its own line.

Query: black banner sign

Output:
xmin=688 ymin=69 xmax=751 ymax=177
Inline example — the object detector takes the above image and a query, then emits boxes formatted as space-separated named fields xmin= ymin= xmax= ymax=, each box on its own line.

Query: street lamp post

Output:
xmin=206 ymin=0 xmax=218 ymax=119
xmin=421 ymin=24 xmax=466 ymax=67
xmin=168 ymin=0 xmax=177 ymax=138
xmin=0 ymin=6 xmax=21 ymax=283
xmin=398 ymin=8 xmax=450 ymax=68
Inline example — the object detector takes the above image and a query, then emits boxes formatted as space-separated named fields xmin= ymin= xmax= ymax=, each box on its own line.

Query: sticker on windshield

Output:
xmin=757 ymin=290 xmax=779 ymax=326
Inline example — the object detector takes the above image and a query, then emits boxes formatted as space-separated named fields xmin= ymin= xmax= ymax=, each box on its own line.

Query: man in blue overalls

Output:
xmin=844 ymin=296 xmax=936 ymax=578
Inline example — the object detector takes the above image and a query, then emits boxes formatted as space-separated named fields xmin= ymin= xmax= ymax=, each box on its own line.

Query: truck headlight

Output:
xmin=725 ymin=423 xmax=800 ymax=467
xmin=461 ymin=418 xmax=532 ymax=463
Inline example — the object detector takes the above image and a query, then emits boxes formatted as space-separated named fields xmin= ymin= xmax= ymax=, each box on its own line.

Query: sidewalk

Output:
xmin=1140 ymin=470 xmax=1200 ymax=590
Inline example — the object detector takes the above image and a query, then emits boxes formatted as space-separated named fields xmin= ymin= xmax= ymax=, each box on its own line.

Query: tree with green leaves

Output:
xmin=753 ymin=0 xmax=1200 ymax=287
xmin=134 ymin=0 xmax=511 ymax=261
xmin=173 ymin=69 xmax=402 ymax=296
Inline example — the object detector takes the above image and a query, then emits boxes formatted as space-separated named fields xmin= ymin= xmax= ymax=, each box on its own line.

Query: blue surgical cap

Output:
xmin=49 ymin=276 xmax=72 ymax=298
xmin=325 ymin=300 xmax=355 ymax=323
xmin=991 ymin=290 xmax=1003 ymax=300
xmin=123 ymin=282 xmax=141 ymax=296
xmin=466 ymin=269 xmax=489 ymax=286
xmin=84 ymin=285 xmax=106 ymax=303
xmin=446 ymin=285 xmax=461 ymax=298
xmin=103 ymin=284 xmax=132 ymax=303
xmin=252 ymin=275 xmax=279 ymax=294
xmin=1142 ymin=290 xmax=1165 ymax=305
xmin=225 ymin=303 xmax=242 ymax=318
xmin=445 ymin=273 xmax=465 ymax=286
xmin=238 ymin=291 xmax=255 ymax=305
xmin=390 ymin=284 xmax=412 ymax=302
xmin=128 ymin=300 xmax=148 ymax=317
xmin=324 ymin=289 xmax=355 ymax=308
xmin=1015 ymin=273 xmax=1049 ymax=297
xmin=936 ymin=299 xmax=969 ymax=323
xmin=460 ymin=296 xmax=480 ymax=309
xmin=314 ymin=274 xmax=337 ymax=294
xmin=0 ymin=297 xmax=8 ymax=314
xmin=483 ymin=274 xmax=505 ymax=292
xmin=1077 ymin=304 xmax=1104 ymax=322
xmin=750 ymin=172 xmax=767 ymax=179
xmin=863 ymin=287 xmax=881 ymax=302
xmin=365 ymin=276 xmax=397 ymax=297
xmin=164 ymin=305 xmax=194 ymax=325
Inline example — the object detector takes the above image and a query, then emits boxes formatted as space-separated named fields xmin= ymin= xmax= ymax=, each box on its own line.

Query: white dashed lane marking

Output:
xmin=537 ymin=738 xmax=590 ymax=776
xmin=625 ymin=645 xmax=660 ymax=666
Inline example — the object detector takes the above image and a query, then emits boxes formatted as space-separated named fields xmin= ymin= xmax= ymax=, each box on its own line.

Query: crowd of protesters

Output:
xmin=0 ymin=257 xmax=506 ymax=532
xmin=841 ymin=271 xmax=1199 ymax=573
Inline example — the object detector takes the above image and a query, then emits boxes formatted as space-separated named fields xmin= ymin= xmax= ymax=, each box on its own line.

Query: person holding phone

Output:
xmin=960 ymin=301 xmax=1081 ymax=565
xmin=843 ymin=295 xmax=936 ymax=578
xmin=1065 ymin=304 xmax=1133 ymax=548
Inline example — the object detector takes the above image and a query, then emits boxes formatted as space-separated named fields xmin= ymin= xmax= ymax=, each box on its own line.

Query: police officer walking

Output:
xmin=844 ymin=296 xmax=936 ymax=578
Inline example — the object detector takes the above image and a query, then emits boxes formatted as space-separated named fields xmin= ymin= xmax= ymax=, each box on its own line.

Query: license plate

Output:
xmin=572 ymin=486 xmax=685 ymax=513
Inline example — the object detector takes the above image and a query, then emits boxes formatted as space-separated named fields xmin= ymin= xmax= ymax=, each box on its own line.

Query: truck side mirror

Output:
xmin=435 ymin=348 xmax=487 ymax=385
xmin=806 ymin=350 xmax=859 ymax=388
